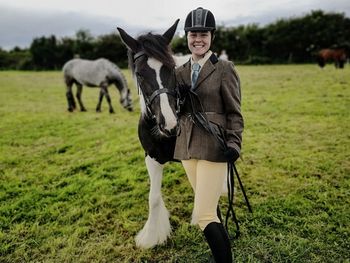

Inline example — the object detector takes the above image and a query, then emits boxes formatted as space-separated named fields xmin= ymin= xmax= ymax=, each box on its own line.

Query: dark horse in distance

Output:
xmin=316 ymin=48 xmax=348 ymax=69
xmin=117 ymin=20 xmax=180 ymax=248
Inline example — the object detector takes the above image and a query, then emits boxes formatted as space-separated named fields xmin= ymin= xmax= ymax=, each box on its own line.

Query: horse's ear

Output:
xmin=163 ymin=19 xmax=180 ymax=45
xmin=117 ymin=27 xmax=139 ymax=52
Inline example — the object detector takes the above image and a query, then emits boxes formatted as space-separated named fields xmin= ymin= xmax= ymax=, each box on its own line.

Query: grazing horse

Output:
xmin=63 ymin=58 xmax=133 ymax=113
xmin=316 ymin=48 xmax=348 ymax=69
xmin=117 ymin=19 xmax=180 ymax=248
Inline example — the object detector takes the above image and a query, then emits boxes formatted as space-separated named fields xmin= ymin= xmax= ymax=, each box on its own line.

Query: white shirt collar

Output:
xmin=190 ymin=50 xmax=213 ymax=69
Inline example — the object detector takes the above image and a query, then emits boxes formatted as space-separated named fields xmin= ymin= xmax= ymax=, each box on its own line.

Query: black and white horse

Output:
xmin=117 ymin=20 xmax=180 ymax=248
xmin=63 ymin=58 xmax=133 ymax=113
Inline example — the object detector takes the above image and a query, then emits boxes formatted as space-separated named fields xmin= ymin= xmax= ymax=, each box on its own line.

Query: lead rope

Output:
xmin=226 ymin=162 xmax=240 ymax=238
xmin=216 ymin=124 xmax=253 ymax=238
xmin=186 ymin=90 xmax=252 ymax=238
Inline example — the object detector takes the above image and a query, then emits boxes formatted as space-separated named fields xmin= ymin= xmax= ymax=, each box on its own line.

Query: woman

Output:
xmin=175 ymin=7 xmax=243 ymax=263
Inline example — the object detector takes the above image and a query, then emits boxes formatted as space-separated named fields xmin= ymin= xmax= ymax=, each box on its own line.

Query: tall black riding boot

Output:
xmin=203 ymin=222 xmax=233 ymax=263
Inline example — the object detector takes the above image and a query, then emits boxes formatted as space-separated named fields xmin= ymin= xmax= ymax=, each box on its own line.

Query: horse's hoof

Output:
xmin=109 ymin=110 xmax=115 ymax=114
xmin=135 ymin=206 xmax=171 ymax=249
xmin=135 ymin=227 xmax=165 ymax=249
xmin=68 ymin=108 xmax=74 ymax=112
xmin=81 ymin=109 xmax=87 ymax=112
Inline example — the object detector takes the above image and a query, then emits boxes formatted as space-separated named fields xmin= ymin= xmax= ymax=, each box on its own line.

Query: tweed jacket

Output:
xmin=174 ymin=53 xmax=243 ymax=162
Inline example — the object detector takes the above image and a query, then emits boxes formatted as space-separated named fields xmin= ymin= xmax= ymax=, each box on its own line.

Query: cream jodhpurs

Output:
xmin=182 ymin=159 xmax=226 ymax=230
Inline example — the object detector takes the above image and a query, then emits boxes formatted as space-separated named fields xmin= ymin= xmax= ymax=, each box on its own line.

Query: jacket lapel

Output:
xmin=176 ymin=53 xmax=219 ymax=90
xmin=193 ymin=53 xmax=218 ymax=91
xmin=177 ymin=61 xmax=191 ymax=86
xmin=193 ymin=62 xmax=214 ymax=90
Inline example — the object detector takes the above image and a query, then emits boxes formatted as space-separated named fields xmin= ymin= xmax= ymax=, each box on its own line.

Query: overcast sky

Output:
xmin=1 ymin=0 xmax=349 ymax=50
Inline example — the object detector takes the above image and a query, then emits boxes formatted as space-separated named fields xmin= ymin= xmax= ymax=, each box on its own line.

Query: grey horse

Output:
xmin=63 ymin=58 xmax=133 ymax=113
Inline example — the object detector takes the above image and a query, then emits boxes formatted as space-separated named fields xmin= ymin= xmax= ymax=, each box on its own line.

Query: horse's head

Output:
xmin=111 ymin=65 xmax=133 ymax=112
xmin=117 ymin=20 xmax=180 ymax=137
xmin=120 ymin=87 xmax=133 ymax=112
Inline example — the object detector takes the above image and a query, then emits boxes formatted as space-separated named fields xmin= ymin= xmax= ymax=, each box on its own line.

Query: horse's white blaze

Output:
xmin=135 ymin=155 xmax=171 ymax=248
xmin=147 ymin=58 xmax=177 ymax=131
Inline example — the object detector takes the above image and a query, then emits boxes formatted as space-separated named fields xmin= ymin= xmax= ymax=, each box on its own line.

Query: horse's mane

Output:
xmin=128 ymin=33 xmax=176 ymax=73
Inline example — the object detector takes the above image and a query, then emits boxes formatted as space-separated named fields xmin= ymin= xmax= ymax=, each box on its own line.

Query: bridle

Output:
xmin=133 ymin=50 xmax=180 ymax=122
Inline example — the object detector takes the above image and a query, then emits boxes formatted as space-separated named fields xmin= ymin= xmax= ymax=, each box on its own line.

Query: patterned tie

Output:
xmin=191 ymin=63 xmax=201 ymax=88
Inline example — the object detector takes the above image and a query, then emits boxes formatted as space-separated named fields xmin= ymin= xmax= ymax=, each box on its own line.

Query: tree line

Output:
xmin=0 ymin=10 xmax=349 ymax=70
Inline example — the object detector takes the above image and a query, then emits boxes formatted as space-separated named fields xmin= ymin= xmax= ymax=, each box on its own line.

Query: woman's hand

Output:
xmin=223 ymin=147 xmax=240 ymax=163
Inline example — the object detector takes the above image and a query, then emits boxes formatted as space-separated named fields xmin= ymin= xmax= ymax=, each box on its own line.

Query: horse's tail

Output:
xmin=62 ymin=60 xmax=75 ymax=85
xmin=316 ymin=53 xmax=325 ymax=68
xmin=315 ymin=49 xmax=327 ymax=68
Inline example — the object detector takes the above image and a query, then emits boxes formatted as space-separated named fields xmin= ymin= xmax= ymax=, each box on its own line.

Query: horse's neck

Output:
xmin=111 ymin=69 xmax=128 ymax=92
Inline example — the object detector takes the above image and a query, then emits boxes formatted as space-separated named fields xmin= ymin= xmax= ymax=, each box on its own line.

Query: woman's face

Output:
xmin=187 ymin=31 xmax=211 ymax=61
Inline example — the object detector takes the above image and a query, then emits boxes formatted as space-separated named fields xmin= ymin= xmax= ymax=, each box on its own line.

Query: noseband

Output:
xmin=133 ymin=51 xmax=180 ymax=121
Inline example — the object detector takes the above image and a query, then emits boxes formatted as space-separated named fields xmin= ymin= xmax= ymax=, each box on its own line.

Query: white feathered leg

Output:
xmin=135 ymin=155 xmax=171 ymax=248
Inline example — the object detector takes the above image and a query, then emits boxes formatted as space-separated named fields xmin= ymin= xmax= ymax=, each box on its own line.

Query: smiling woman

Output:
xmin=174 ymin=7 xmax=243 ymax=263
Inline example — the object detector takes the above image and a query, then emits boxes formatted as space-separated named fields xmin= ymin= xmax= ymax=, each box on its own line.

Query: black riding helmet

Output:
xmin=184 ymin=7 xmax=216 ymax=33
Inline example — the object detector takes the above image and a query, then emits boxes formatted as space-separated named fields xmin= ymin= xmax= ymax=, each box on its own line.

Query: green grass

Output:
xmin=0 ymin=65 xmax=349 ymax=262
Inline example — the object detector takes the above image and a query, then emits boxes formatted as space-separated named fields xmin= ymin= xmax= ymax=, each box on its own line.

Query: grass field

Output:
xmin=0 ymin=65 xmax=349 ymax=262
